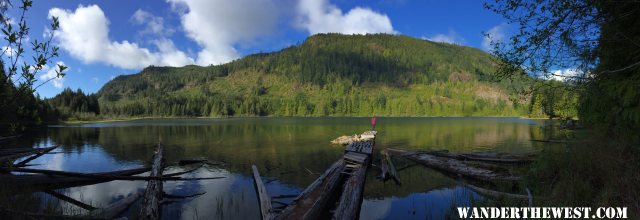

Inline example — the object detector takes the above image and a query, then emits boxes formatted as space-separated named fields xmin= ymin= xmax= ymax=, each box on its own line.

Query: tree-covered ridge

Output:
xmin=95 ymin=34 xmax=568 ymax=118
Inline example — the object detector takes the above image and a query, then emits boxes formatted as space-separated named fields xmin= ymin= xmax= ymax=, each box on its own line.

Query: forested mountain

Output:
xmin=94 ymin=34 xmax=569 ymax=118
xmin=46 ymin=88 xmax=100 ymax=121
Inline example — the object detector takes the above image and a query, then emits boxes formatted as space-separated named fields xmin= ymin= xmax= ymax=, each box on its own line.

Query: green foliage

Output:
xmin=95 ymin=34 xmax=552 ymax=118
xmin=486 ymin=0 xmax=640 ymax=140
xmin=0 ymin=0 xmax=65 ymax=135
xmin=47 ymin=88 xmax=100 ymax=121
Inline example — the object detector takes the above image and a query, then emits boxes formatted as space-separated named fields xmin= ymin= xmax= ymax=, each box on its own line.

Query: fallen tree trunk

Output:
xmin=0 ymin=146 xmax=58 ymax=164
xmin=276 ymin=160 xmax=345 ymax=220
xmin=15 ymin=146 xmax=59 ymax=167
xmin=386 ymin=148 xmax=520 ymax=182
xmin=0 ymin=167 xmax=152 ymax=191
xmin=333 ymin=164 xmax=367 ymax=220
xmin=139 ymin=143 xmax=165 ymax=220
xmin=379 ymin=149 xmax=400 ymax=184
xmin=5 ymin=167 xmax=223 ymax=181
xmin=252 ymin=165 xmax=274 ymax=220
xmin=425 ymin=150 xmax=535 ymax=163
xmin=95 ymin=191 xmax=142 ymax=219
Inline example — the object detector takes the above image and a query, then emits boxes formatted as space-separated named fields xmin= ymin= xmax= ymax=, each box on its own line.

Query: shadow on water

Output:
xmin=0 ymin=117 xmax=565 ymax=219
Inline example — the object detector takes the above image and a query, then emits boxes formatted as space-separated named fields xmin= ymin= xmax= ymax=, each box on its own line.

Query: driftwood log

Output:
xmin=386 ymin=148 xmax=520 ymax=182
xmin=379 ymin=149 xmax=400 ymax=184
xmin=333 ymin=164 xmax=367 ymax=219
xmin=138 ymin=143 xmax=165 ymax=220
xmin=252 ymin=165 xmax=274 ymax=220
xmin=276 ymin=160 xmax=345 ymax=220
xmin=0 ymin=167 xmax=152 ymax=191
xmin=426 ymin=150 xmax=535 ymax=163
xmin=0 ymin=146 xmax=58 ymax=164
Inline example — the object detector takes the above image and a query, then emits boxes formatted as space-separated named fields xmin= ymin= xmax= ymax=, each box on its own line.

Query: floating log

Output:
xmin=0 ymin=146 xmax=58 ymax=164
xmin=464 ymin=183 xmax=529 ymax=200
xmin=424 ymin=150 xmax=535 ymax=163
xmin=139 ymin=143 xmax=165 ymax=220
xmin=386 ymin=148 xmax=520 ymax=182
xmin=96 ymin=191 xmax=142 ymax=219
xmin=15 ymin=146 xmax=59 ymax=167
xmin=333 ymin=164 xmax=367 ymax=219
xmin=379 ymin=149 xmax=400 ymax=184
xmin=0 ymin=135 xmax=21 ymax=143
xmin=6 ymin=167 xmax=223 ymax=181
xmin=276 ymin=160 xmax=345 ymax=220
xmin=0 ymin=167 xmax=152 ymax=191
xmin=45 ymin=190 xmax=98 ymax=211
xmin=252 ymin=165 xmax=274 ymax=220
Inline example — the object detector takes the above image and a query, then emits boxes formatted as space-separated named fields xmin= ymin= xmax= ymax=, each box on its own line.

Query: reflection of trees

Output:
xmin=40 ymin=118 xmax=554 ymax=190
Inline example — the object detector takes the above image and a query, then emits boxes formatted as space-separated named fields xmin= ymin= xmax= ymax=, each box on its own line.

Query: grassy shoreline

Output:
xmin=59 ymin=115 xmax=557 ymax=124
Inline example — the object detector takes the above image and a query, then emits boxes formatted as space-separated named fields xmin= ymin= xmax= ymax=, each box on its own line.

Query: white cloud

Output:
xmin=482 ymin=23 xmax=507 ymax=51
xmin=296 ymin=0 xmax=396 ymax=35
xmin=167 ymin=0 xmax=280 ymax=65
xmin=91 ymin=77 xmax=99 ymax=83
xmin=423 ymin=30 xmax=465 ymax=45
xmin=131 ymin=9 xmax=174 ymax=36
xmin=38 ymin=61 xmax=67 ymax=89
xmin=547 ymin=68 xmax=583 ymax=81
xmin=49 ymin=5 xmax=194 ymax=69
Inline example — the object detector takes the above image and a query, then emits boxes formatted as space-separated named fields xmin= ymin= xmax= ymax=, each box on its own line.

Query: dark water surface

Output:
xmin=3 ymin=117 xmax=559 ymax=219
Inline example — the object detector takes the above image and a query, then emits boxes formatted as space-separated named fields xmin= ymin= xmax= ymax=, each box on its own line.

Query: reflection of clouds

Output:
xmin=360 ymin=186 xmax=480 ymax=220
xmin=361 ymin=199 xmax=392 ymax=220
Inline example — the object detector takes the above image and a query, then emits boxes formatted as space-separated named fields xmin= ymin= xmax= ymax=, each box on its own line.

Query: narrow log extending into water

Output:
xmin=0 ymin=146 xmax=58 ymax=164
xmin=386 ymin=148 xmax=520 ymax=182
xmin=425 ymin=150 xmax=535 ymax=163
xmin=15 ymin=146 xmax=59 ymax=167
xmin=0 ymin=167 xmax=152 ymax=191
xmin=276 ymin=160 xmax=345 ymax=220
xmin=252 ymin=165 xmax=274 ymax=220
xmin=139 ymin=143 xmax=165 ymax=220
xmin=97 ymin=191 xmax=142 ymax=219
xmin=333 ymin=164 xmax=367 ymax=219
xmin=6 ymin=167 xmax=223 ymax=181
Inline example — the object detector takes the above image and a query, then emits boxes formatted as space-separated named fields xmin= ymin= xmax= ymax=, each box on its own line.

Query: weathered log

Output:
xmin=0 ymin=135 xmax=21 ymax=143
xmin=15 ymin=146 xmax=59 ymax=167
xmin=276 ymin=160 xmax=345 ymax=220
xmin=379 ymin=149 xmax=400 ymax=184
xmin=0 ymin=167 xmax=152 ymax=191
xmin=0 ymin=146 xmax=58 ymax=164
xmin=96 ymin=191 xmax=142 ymax=219
xmin=6 ymin=167 xmax=223 ymax=181
xmin=464 ymin=183 xmax=529 ymax=200
xmin=252 ymin=165 xmax=274 ymax=220
xmin=333 ymin=164 xmax=367 ymax=220
xmin=386 ymin=148 xmax=520 ymax=182
xmin=138 ymin=143 xmax=165 ymax=220
xmin=45 ymin=190 xmax=98 ymax=211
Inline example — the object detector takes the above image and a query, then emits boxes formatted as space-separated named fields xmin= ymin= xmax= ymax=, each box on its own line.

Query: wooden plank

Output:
xmin=138 ymin=143 xmax=165 ymax=220
xmin=252 ymin=165 xmax=274 ymax=220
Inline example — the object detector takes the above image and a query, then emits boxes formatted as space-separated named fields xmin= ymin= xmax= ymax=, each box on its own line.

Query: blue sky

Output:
xmin=5 ymin=0 xmax=510 ymax=97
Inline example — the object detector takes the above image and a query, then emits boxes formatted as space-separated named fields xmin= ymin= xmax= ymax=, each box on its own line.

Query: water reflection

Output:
xmin=2 ymin=117 xmax=557 ymax=219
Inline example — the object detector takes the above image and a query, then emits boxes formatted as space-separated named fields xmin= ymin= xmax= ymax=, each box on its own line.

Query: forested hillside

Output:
xmin=92 ymin=34 xmax=568 ymax=118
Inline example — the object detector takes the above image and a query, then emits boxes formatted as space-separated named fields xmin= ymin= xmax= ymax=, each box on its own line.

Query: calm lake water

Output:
xmin=4 ymin=117 xmax=562 ymax=219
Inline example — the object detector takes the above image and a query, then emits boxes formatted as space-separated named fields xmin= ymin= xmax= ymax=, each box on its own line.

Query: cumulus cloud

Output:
xmin=49 ymin=5 xmax=194 ymax=69
xmin=167 ymin=0 xmax=280 ymax=65
xmin=38 ymin=61 xmax=67 ymax=89
xmin=423 ymin=30 xmax=465 ymax=45
xmin=131 ymin=9 xmax=174 ymax=36
xmin=547 ymin=68 xmax=584 ymax=81
xmin=482 ymin=23 xmax=507 ymax=51
xmin=296 ymin=0 xmax=396 ymax=35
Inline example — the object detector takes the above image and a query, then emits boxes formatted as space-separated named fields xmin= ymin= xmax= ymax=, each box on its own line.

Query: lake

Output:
xmin=3 ymin=117 xmax=560 ymax=219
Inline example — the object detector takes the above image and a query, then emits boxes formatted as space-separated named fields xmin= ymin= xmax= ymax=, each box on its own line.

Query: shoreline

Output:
xmin=60 ymin=115 xmax=562 ymax=124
